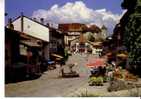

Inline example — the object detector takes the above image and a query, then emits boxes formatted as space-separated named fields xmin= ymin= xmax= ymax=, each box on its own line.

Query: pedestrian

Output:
xmin=58 ymin=58 xmax=64 ymax=77
xmin=102 ymin=67 xmax=106 ymax=76
xmin=107 ymin=71 xmax=114 ymax=81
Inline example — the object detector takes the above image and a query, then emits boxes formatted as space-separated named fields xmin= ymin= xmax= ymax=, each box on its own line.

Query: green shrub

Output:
xmin=88 ymin=76 xmax=104 ymax=86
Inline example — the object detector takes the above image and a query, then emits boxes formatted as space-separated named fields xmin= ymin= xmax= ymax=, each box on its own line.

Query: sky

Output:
xmin=5 ymin=0 xmax=124 ymax=34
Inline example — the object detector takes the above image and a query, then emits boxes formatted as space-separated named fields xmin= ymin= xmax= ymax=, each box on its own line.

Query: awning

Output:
xmin=51 ymin=54 xmax=63 ymax=59
xmin=86 ymin=58 xmax=106 ymax=68
xmin=92 ymin=42 xmax=102 ymax=47
xmin=106 ymin=52 xmax=112 ymax=57
xmin=20 ymin=40 xmax=41 ymax=47
xmin=117 ymin=53 xmax=128 ymax=58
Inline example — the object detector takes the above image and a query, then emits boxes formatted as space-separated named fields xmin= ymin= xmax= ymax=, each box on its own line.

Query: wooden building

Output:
xmin=8 ymin=14 xmax=64 ymax=60
xmin=58 ymin=23 xmax=102 ymax=46
xmin=58 ymin=23 xmax=86 ymax=46
xmin=5 ymin=14 xmax=64 ymax=82
xmin=5 ymin=28 xmax=44 ymax=82
xmin=9 ymin=14 xmax=50 ymax=60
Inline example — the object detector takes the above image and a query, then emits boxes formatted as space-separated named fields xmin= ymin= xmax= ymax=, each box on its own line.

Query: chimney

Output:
xmin=5 ymin=13 xmax=8 ymax=16
xmin=8 ymin=18 xmax=14 ymax=30
xmin=40 ymin=18 xmax=44 ymax=24
xmin=33 ymin=18 xmax=37 ymax=21
xmin=46 ymin=23 xmax=50 ymax=27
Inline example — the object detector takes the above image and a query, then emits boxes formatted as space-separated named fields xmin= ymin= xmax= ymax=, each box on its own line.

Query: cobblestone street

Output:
xmin=5 ymin=54 xmax=92 ymax=97
xmin=5 ymin=54 xmax=141 ymax=97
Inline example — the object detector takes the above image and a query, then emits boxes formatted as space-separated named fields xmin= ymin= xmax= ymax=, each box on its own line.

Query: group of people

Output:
xmin=106 ymin=61 xmax=125 ymax=81
xmin=90 ymin=66 xmax=106 ymax=77
xmin=90 ymin=60 xmax=122 ymax=81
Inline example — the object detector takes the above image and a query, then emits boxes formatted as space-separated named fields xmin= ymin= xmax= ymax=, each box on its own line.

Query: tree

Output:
xmin=122 ymin=0 xmax=141 ymax=75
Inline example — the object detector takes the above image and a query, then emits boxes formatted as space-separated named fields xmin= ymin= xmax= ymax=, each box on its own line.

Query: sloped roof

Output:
xmin=58 ymin=23 xmax=85 ymax=32
xmin=88 ymin=25 xmax=101 ymax=33
xmin=58 ymin=23 xmax=101 ymax=33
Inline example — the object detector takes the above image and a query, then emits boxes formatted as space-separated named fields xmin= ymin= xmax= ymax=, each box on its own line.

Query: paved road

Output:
xmin=5 ymin=54 xmax=91 ymax=97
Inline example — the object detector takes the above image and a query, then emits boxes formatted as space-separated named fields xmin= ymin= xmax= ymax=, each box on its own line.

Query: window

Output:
xmin=19 ymin=44 xmax=27 ymax=55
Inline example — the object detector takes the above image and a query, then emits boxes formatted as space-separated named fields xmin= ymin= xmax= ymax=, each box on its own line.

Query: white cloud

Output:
xmin=32 ymin=1 xmax=125 ymax=34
